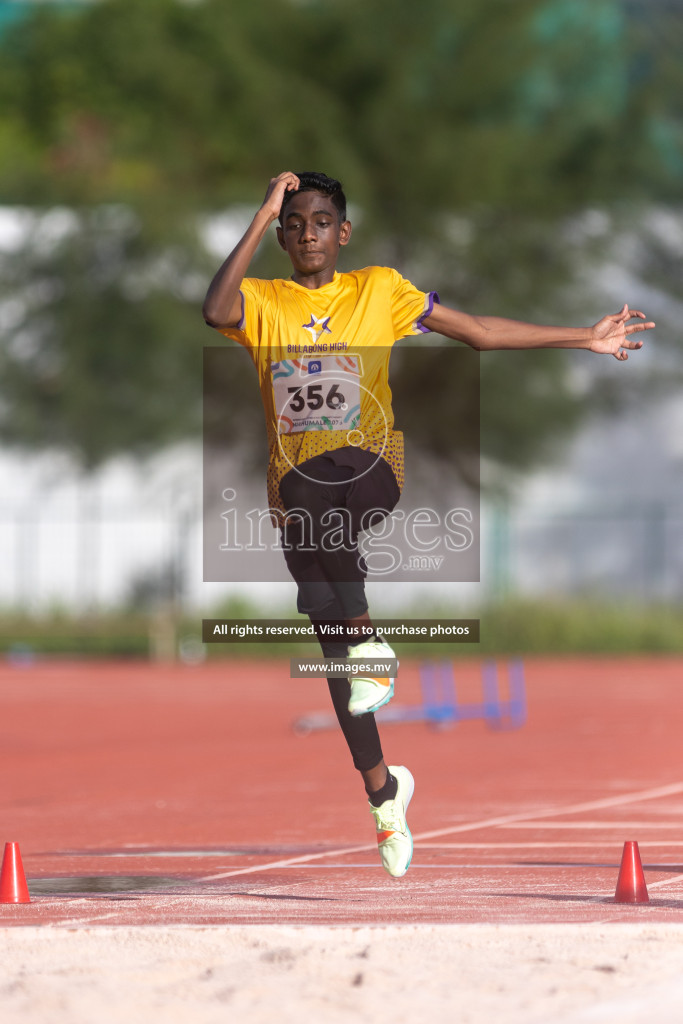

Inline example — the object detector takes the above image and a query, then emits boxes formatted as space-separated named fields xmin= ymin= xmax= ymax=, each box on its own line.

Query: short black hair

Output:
xmin=279 ymin=171 xmax=347 ymax=225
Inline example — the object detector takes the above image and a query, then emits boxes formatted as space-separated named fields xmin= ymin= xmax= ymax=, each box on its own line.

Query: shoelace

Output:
xmin=350 ymin=640 xmax=391 ymax=656
xmin=372 ymin=802 xmax=405 ymax=835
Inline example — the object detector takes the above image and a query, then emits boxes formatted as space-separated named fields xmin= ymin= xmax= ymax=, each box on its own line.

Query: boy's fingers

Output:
xmin=269 ymin=172 xmax=299 ymax=191
xmin=625 ymin=322 xmax=655 ymax=334
xmin=264 ymin=172 xmax=300 ymax=211
xmin=278 ymin=171 xmax=299 ymax=189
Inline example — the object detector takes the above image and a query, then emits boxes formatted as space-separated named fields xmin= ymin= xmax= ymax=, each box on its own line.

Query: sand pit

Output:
xmin=3 ymin=924 xmax=683 ymax=1024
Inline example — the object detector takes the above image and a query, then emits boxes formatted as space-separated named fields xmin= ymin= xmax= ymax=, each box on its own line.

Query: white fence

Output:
xmin=1 ymin=493 xmax=681 ymax=610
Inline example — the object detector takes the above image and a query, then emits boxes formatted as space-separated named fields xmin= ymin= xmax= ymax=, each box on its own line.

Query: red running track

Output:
xmin=1 ymin=656 xmax=683 ymax=926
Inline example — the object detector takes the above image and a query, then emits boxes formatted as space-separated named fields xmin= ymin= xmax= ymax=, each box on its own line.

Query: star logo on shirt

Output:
xmin=301 ymin=315 xmax=331 ymax=343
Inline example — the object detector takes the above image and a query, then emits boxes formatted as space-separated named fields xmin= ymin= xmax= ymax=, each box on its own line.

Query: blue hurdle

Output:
xmin=292 ymin=660 xmax=526 ymax=734
xmin=418 ymin=660 xmax=526 ymax=729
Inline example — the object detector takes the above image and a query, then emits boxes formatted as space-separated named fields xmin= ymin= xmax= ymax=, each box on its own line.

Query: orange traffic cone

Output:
xmin=0 ymin=842 xmax=31 ymax=904
xmin=614 ymin=840 xmax=649 ymax=903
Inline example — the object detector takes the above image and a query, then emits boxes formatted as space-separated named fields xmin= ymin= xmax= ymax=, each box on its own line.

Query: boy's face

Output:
xmin=276 ymin=190 xmax=351 ymax=284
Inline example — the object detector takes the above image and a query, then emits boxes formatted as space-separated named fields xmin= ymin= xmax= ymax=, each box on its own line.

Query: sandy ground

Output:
xmin=2 ymin=924 xmax=683 ymax=1024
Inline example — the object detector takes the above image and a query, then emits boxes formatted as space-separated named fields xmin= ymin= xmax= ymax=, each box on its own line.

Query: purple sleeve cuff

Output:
xmin=416 ymin=291 xmax=440 ymax=333
xmin=237 ymin=290 xmax=246 ymax=330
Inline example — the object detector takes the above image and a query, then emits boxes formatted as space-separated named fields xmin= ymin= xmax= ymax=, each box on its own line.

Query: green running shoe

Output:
xmin=369 ymin=766 xmax=414 ymax=877
xmin=347 ymin=635 xmax=397 ymax=717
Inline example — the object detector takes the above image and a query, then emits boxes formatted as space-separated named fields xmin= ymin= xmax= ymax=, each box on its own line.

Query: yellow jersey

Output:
xmin=217 ymin=266 xmax=438 ymax=517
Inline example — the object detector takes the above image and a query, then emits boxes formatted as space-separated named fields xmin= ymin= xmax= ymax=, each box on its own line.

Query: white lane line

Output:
xmin=198 ymin=779 xmax=683 ymax=882
xmin=51 ymin=911 xmax=123 ymax=926
xmin=401 ymin=779 xmax=683 ymax=844
xmin=644 ymin=874 xmax=683 ymax=892
xmin=498 ymin=821 xmax=683 ymax=830
xmin=416 ymin=841 xmax=683 ymax=849
xmin=261 ymin=863 xmax=624 ymax=871
xmin=198 ymin=842 xmax=390 ymax=882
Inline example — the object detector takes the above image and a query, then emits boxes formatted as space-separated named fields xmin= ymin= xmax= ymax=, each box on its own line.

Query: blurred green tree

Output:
xmin=0 ymin=0 xmax=679 ymax=474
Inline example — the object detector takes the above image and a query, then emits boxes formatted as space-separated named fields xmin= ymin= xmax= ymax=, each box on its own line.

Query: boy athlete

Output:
xmin=203 ymin=171 xmax=654 ymax=878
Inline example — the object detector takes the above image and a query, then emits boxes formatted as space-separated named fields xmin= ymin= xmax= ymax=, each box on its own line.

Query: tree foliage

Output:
xmin=0 ymin=0 xmax=680 ymax=473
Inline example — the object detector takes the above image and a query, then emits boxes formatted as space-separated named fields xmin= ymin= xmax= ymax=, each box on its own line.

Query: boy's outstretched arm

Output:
xmin=423 ymin=303 xmax=655 ymax=361
xmin=202 ymin=172 xmax=300 ymax=328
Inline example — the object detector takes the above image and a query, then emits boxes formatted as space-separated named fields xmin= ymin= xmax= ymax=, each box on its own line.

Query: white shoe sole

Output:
xmin=349 ymin=678 xmax=395 ymax=717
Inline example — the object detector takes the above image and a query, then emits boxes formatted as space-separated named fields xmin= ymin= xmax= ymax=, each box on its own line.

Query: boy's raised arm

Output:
xmin=423 ymin=302 xmax=655 ymax=362
xmin=202 ymin=172 xmax=300 ymax=328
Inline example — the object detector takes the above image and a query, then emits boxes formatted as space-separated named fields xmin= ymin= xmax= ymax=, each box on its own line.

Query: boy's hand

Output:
xmin=589 ymin=304 xmax=655 ymax=360
xmin=260 ymin=172 xmax=300 ymax=222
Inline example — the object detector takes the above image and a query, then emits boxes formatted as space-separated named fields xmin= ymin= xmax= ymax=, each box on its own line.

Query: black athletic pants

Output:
xmin=279 ymin=449 xmax=400 ymax=772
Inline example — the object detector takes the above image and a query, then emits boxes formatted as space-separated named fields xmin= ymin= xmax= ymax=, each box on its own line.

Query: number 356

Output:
xmin=287 ymin=383 xmax=345 ymax=412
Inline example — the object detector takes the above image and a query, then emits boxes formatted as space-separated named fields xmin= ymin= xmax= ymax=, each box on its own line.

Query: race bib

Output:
xmin=272 ymin=355 xmax=362 ymax=435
